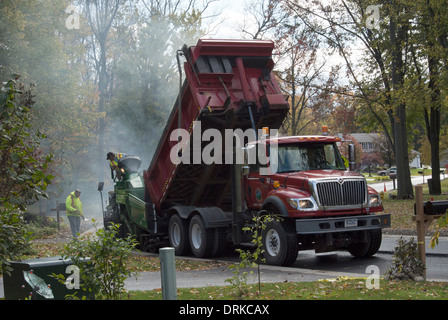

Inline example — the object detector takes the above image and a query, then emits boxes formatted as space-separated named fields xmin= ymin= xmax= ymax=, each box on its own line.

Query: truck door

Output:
xmin=246 ymin=172 xmax=271 ymax=209
xmin=244 ymin=143 xmax=271 ymax=209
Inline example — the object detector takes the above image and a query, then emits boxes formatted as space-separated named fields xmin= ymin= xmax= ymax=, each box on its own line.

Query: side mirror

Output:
xmin=348 ymin=144 xmax=356 ymax=171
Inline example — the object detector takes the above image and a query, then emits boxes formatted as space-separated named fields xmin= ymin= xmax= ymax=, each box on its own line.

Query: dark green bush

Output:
xmin=385 ymin=237 xmax=425 ymax=280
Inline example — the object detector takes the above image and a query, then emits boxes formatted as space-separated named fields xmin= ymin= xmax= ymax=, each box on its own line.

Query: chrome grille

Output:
xmin=315 ymin=180 xmax=367 ymax=207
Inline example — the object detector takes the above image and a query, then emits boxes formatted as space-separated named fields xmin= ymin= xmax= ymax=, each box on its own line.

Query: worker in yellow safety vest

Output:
xmin=107 ymin=152 xmax=127 ymax=180
xmin=66 ymin=189 xmax=84 ymax=238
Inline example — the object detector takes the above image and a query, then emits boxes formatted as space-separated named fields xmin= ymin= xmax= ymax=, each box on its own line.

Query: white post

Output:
xmin=159 ymin=247 xmax=177 ymax=300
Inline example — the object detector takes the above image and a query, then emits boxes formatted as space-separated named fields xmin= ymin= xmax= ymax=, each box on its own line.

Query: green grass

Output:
xmin=381 ymin=178 xmax=448 ymax=234
xmin=19 ymin=243 xmax=227 ymax=273
xmin=128 ymin=278 xmax=448 ymax=300
xmin=127 ymin=255 xmax=229 ymax=272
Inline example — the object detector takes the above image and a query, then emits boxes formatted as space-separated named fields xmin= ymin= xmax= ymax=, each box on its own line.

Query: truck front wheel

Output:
xmin=347 ymin=229 xmax=382 ymax=258
xmin=262 ymin=219 xmax=298 ymax=266
xmin=169 ymin=214 xmax=190 ymax=256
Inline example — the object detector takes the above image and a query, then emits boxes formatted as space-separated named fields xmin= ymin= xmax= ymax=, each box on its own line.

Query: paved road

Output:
xmin=123 ymin=235 xmax=448 ymax=292
xmin=369 ymin=174 xmax=447 ymax=193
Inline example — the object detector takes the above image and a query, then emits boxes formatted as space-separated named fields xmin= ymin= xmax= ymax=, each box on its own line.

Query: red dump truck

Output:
xmin=104 ymin=39 xmax=390 ymax=266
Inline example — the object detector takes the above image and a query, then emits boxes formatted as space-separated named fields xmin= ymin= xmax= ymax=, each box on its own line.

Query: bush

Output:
xmin=24 ymin=213 xmax=64 ymax=238
xmin=0 ymin=77 xmax=53 ymax=275
xmin=0 ymin=208 xmax=29 ymax=275
xmin=61 ymin=221 xmax=138 ymax=300
xmin=385 ymin=237 xmax=425 ymax=281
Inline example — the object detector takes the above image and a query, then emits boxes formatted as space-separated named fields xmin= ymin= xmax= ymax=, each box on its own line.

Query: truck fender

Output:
xmin=167 ymin=206 xmax=232 ymax=229
xmin=262 ymin=196 xmax=289 ymax=217
xmin=167 ymin=206 xmax=196 ymax=220
xmin=190 ymin=207 xmax=232 ymax=229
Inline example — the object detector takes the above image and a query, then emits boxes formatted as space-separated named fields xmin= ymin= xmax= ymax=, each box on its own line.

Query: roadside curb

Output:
xmin=381 ymin=234 xmax=448 ymax=257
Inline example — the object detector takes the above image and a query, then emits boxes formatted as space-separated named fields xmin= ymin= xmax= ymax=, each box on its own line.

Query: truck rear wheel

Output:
xmin=212 ymin=227 xmax=227 ymax=257
xmin=347 ymin=229 xmax=382 ymax=258
xmin=262 ymin=219 xmax=298 ymax=266
xmin=168 ymin=214 xmax=190 ymax=256
xmin=189 ymin=215 xmax=215 ymax=258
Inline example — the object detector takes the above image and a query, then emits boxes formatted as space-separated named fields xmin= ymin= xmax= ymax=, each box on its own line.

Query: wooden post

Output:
xmin=56 ymin=201 xmax=60 ymax=231
xmin=414 ymin=185 xmax=426 ymax=279
xmin=50 ymin=201 xmax=61 ymax=232
xmin=50 ymin=201 xmax=67 ymax=232
xmin=413 ymin=186 xmax=444 ymax=280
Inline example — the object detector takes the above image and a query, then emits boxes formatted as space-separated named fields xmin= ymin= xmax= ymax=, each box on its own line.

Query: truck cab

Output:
xmin=245 ymin=135 xmax=383 ymax=216
xmin=242 ymin=135 xmax=389 ymax=265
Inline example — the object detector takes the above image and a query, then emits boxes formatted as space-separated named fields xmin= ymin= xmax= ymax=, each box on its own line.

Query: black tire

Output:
xmin=168 ymin=214 xmax=190 ymax=256
xmin=189 ymin=215 xmax=215 ymax=258
xmin=262 ymin=219 xmax=298 ymax=266
xmin=211 ymin=227 xmax=227 ymax=257
xmin=347 ymin=229 xmax=382 ymax=258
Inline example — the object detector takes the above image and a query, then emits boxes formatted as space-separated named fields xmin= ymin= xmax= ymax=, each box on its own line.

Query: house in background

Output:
xmin=349 ymin=133 xmax=379 ymax=154
xmin=409 ymin=150 xmax=421 ymax=168
xmin=346 ymin=133 xmax=422 ymax=169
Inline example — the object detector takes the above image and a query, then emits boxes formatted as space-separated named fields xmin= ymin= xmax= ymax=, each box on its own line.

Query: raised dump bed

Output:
xmin=143 ymin=39 xmax=289 ymax=211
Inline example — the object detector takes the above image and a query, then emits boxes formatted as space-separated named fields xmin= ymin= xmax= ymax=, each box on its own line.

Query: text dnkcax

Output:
xmin=179 ymin=303 xmax=270 ymax=317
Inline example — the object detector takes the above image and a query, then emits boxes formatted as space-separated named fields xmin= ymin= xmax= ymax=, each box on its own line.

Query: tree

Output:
xmin=276 ymin=25 xmax=340 ymax=136
xmin=0 ymin=78 xmax=54 ymax=274
xmin=241 ymin=0 xmax=289 ymax=39
xmin=408 ymin=0 xmax=448 ymax=194
xmin=388 ymin=1 xmax=414 ymax=198
xmin=240 ymin=1 xmax=340 ymax=136
xmin=108 ymin=0 xmax=209 ymax=161
xmin=362 ymin=152 xmax=382 ymax=176
xmin=372 ymin=134 xmax=395 ymax=167
xmin=283 ymin=0 xmax=415 ymax=198
xmin=328 ymin=92 xmax=360 ymax=134
xmin=80 ymin=0 xmax=129 ymax=182
xmin=0 ymin=0 xmax=101 ymax=200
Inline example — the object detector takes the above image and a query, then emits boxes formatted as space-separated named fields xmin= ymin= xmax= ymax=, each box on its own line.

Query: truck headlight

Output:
xmin=287 ymin=198 xmax=316 ymax=211
xmin=369 ymin=195 xmax=381 ymax=206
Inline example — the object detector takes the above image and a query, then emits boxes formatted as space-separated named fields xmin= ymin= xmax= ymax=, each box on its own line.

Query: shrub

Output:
xmin=226 ymin=214 xmax=275 ymax=299
xmin=0 ymin=77 xmax=53 ymax=275
xmin=61 ymin=221 xmax=138 ymax=300
xmin=385 ymin=237 xmax=425 ymax=281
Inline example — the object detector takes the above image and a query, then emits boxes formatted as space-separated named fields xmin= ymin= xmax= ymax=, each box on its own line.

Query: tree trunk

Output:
xmin=84 ymin=0 xmax=121 ymax=182
xmin=393 ymin=104 xmax=414 ymax=198
xmin=427 ymin=52 xmax=442 ymax=194
xmin=389 ymin=11 xmax=414 ymax=199
xmin=98 ymin=40 xmax=107 ymax=182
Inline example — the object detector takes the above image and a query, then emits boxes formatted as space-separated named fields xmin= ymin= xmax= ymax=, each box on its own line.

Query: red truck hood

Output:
xmin=269 ymin=170 xmax=382 ymax=217
xmin=274 ymin=170 xmax=363 ymax=188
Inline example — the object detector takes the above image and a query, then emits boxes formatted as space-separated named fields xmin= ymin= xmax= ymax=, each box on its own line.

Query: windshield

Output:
xmin=277 ymin=143 xmax=346 ymax=173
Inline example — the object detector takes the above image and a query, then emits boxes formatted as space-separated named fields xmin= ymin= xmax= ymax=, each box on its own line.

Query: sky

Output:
xmin=204 ymin=0 xmax=255 ymax=39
